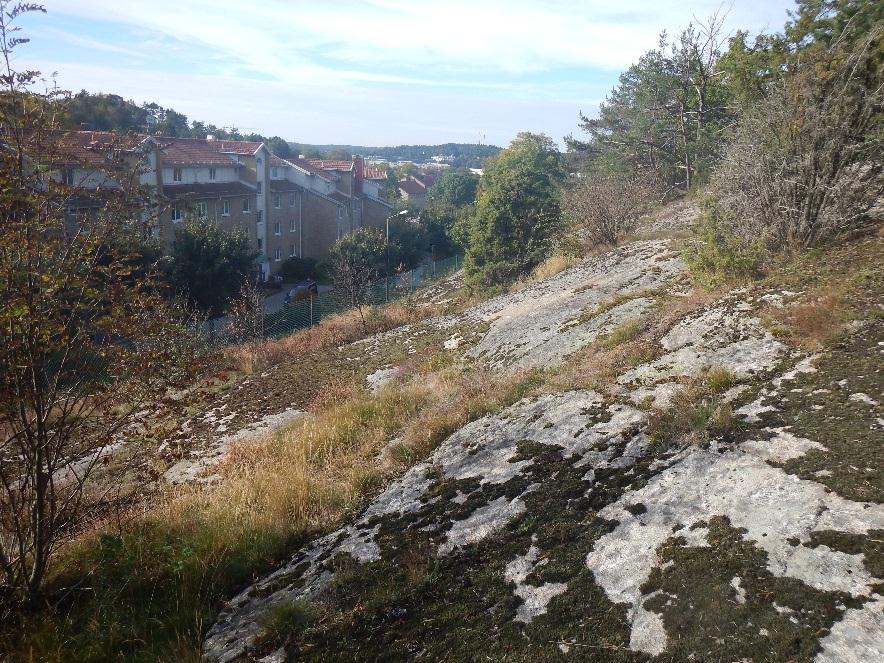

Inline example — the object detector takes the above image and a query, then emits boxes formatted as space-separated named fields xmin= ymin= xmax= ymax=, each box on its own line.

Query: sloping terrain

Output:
xmin=199 ymin=231 xmax=882 ymax=662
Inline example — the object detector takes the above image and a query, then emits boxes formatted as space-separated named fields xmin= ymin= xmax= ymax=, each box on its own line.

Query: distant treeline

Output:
xmin=60 ymin=91 xmax=500 ymax=166
xmin=296 ymin=143 xmax=501 ymax=168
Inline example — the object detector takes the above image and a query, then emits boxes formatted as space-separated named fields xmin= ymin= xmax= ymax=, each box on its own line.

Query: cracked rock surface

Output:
xmin=201 ymin=238 xmax=883 ymax=662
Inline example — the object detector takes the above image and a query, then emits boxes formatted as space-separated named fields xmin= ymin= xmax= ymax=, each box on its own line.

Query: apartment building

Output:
xmin=306 ymin=156 xmax=392 ymax=234
xmin=12 ymin=130 xmax=160 ymax=230
xmin=18 ymin=130 xmax=395 ymax=279
xmin=154 ymin=137 xmax=270 ymax=275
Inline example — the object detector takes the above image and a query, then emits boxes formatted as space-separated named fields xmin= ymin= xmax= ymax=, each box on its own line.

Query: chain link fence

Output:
xmin=205 ymin=254 xmax=462 ymax=343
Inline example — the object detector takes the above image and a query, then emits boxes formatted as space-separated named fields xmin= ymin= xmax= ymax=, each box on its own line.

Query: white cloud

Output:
xmin=40 ymin=0 xmax=794 ymax=80
xmin=30 ymin=58 xmax=591 ymax=146
xmin=26 ymin=0 xmax=794 ymax=144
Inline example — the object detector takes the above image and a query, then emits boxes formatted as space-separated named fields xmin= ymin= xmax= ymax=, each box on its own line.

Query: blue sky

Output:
xmin=19 ymin=1 xmax=796 ymax=147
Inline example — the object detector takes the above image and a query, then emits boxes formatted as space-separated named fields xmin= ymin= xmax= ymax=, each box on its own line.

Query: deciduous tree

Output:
xmin=463 ymin=132 xmax=563 ymax=289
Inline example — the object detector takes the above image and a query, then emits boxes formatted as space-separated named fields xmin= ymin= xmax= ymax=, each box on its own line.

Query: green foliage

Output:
xmin=718 ymin=31 xmax=791 ymax=107
xmin=387 ymin=214 xmax=427 ymax=271
xmin=421 ymin=170 xmax=479 ymax=255
xmin=684 ymin=208 xmax=763 ymax=286
xmin=425 ymin=170 xmax=480 ymax=210
xmin=569 ymin=21 xmax=734 ymax=190
xmin=263 ymin=136 xmax=292 ymax=158
xmin=279 ymin=256 xmax=322 ymax=281
xmin=64 ymin=92 xmax=291 ymax=147
xmin=165 ymin=218 xmax=257 ymax=315
xmin=719 ymin=1 xmax=882 ymax=109
xmin=329 ymin=228 xmax=387 ymax=326
xmin=463 ymin=132 xmax=564 ymax=290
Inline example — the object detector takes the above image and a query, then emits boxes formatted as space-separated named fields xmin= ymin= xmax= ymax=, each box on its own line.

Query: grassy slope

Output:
xmin=2 ymin=224 xmax=881 ymax=662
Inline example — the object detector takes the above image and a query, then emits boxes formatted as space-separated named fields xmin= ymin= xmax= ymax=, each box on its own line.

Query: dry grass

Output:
xmin=760 ymin=286 xmax=848 ymax=351
xmin=646 ymin=367 xmax=738 ymax=450
xmin=224 ymin=300 xmax=443 ymax=374
xmin=162 ymin=360 xmax=536 ymax=548
xmin=34 ymin=358 xmax=545 ymax=663
xmin=530 ymin=253 xmax=578 ymax=280
xmin=507 ymin=253 xmax=579 ymax=293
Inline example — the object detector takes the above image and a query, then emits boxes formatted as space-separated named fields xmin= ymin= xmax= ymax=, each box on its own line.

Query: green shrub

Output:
xmin=684 ymin=206 xmax=763 ymax=286
xmin=279 ymin=256 xmax=321 ymax=281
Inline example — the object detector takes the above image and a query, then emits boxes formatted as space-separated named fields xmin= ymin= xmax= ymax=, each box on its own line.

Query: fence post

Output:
xmin=310 ymin=296 xmax=314 ymax=326
xmin=455 ymin=254 xmax=459 ymax=270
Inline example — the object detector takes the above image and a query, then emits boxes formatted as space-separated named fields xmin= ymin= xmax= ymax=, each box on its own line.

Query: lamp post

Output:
xmin=385 ymin=215 xmax=390 ymax=302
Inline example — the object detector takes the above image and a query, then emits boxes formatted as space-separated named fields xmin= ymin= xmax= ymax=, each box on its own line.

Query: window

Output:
xmin=209 ymin=168 xmax=216 ymax=181
xmin=171 ymin=206 xmax=182 ymax=222
xmin=243 ymin=198 xmax=251 ymax=213
xmin=289 ymin=192 xmax=295 ymax=207
xmin=290 ymin=244 xmax=296 ymax=257
xmin=257 ymin=238 xmax=263 ymax=250
xmin=273 ymin=221 xmax=280 ymax=235
xmin=197 ymin=201 xmax=208 ymax=218
xmin=256 ymin=181 xmax=262 ymax=194
xmin=273 ymin=193 xmax=280 ymax=209
xmin=61 ymin=169 xmax=74 ymax=186
xmin=173 ymin=168 xmax=182 ymax=182
xmin=221 ymin=200 xmax=230 ymax=216
xmin=338 ymin=207 xmax=343 ymax=219
xmin=271 ymin=167 xmax=278 ymax=178
xmin=290 ymin=218 xmax=296 ymax=232
xmin=257 ymin=210 xmax=263 ymax=224
xmin=274 ymin=247 xmax=281 ymax=261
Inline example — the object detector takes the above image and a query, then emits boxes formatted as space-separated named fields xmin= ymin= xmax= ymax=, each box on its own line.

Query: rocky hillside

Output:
xmin=194 ymin=221 xmax=883 ymax=662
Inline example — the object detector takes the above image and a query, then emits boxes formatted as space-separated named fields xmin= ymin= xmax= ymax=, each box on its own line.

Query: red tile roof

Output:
xmin=7 ymin=129 xmax=146 ymax=166
xmin=157 ymin=137 xmax=263 ymax=166
xmin=308 ymin=159 xmax=354 ymax=172
xmin=398 ymin=179 xmax=427 ymax=196
xmin=285 ymin=157 xmax=335 ymax=182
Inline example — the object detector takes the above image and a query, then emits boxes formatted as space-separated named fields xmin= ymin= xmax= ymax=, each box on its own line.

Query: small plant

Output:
xmin=705 ymin=366 xmax=737 ymax=394
xmin=261 ymin=599 xmax=316 ymax=642
xmin=600 ymin=319 xmax=644 ymax=348
xmin=647 ymin=369 xmax=738 ymax=451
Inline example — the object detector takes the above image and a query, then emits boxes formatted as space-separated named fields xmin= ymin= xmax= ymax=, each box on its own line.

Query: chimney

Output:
xmin=354 ymin=155 xmax=364 ymax=194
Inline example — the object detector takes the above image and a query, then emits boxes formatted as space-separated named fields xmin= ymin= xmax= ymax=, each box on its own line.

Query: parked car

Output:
xmin=284 ymin=279 xmax=318 ymax=305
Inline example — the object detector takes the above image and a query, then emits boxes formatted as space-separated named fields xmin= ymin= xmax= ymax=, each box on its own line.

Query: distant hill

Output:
xmin=295 ymin=143 xmax=501 ymax=169
xmin=59 ymin=92 xmax=500 ymax=167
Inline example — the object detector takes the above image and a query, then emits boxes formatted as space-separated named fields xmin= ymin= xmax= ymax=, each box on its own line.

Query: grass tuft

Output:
xmin=647 ymin=368 xmax=738 ymax=451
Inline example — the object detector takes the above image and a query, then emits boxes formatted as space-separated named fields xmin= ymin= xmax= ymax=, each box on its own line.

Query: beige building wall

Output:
xmin=301 ymin=191 xmax=344 ymax=259
xmin=362 ymin=197 xmax=392 ymax=232
xmin=267 ymin=186 xmax=303 ymax=273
